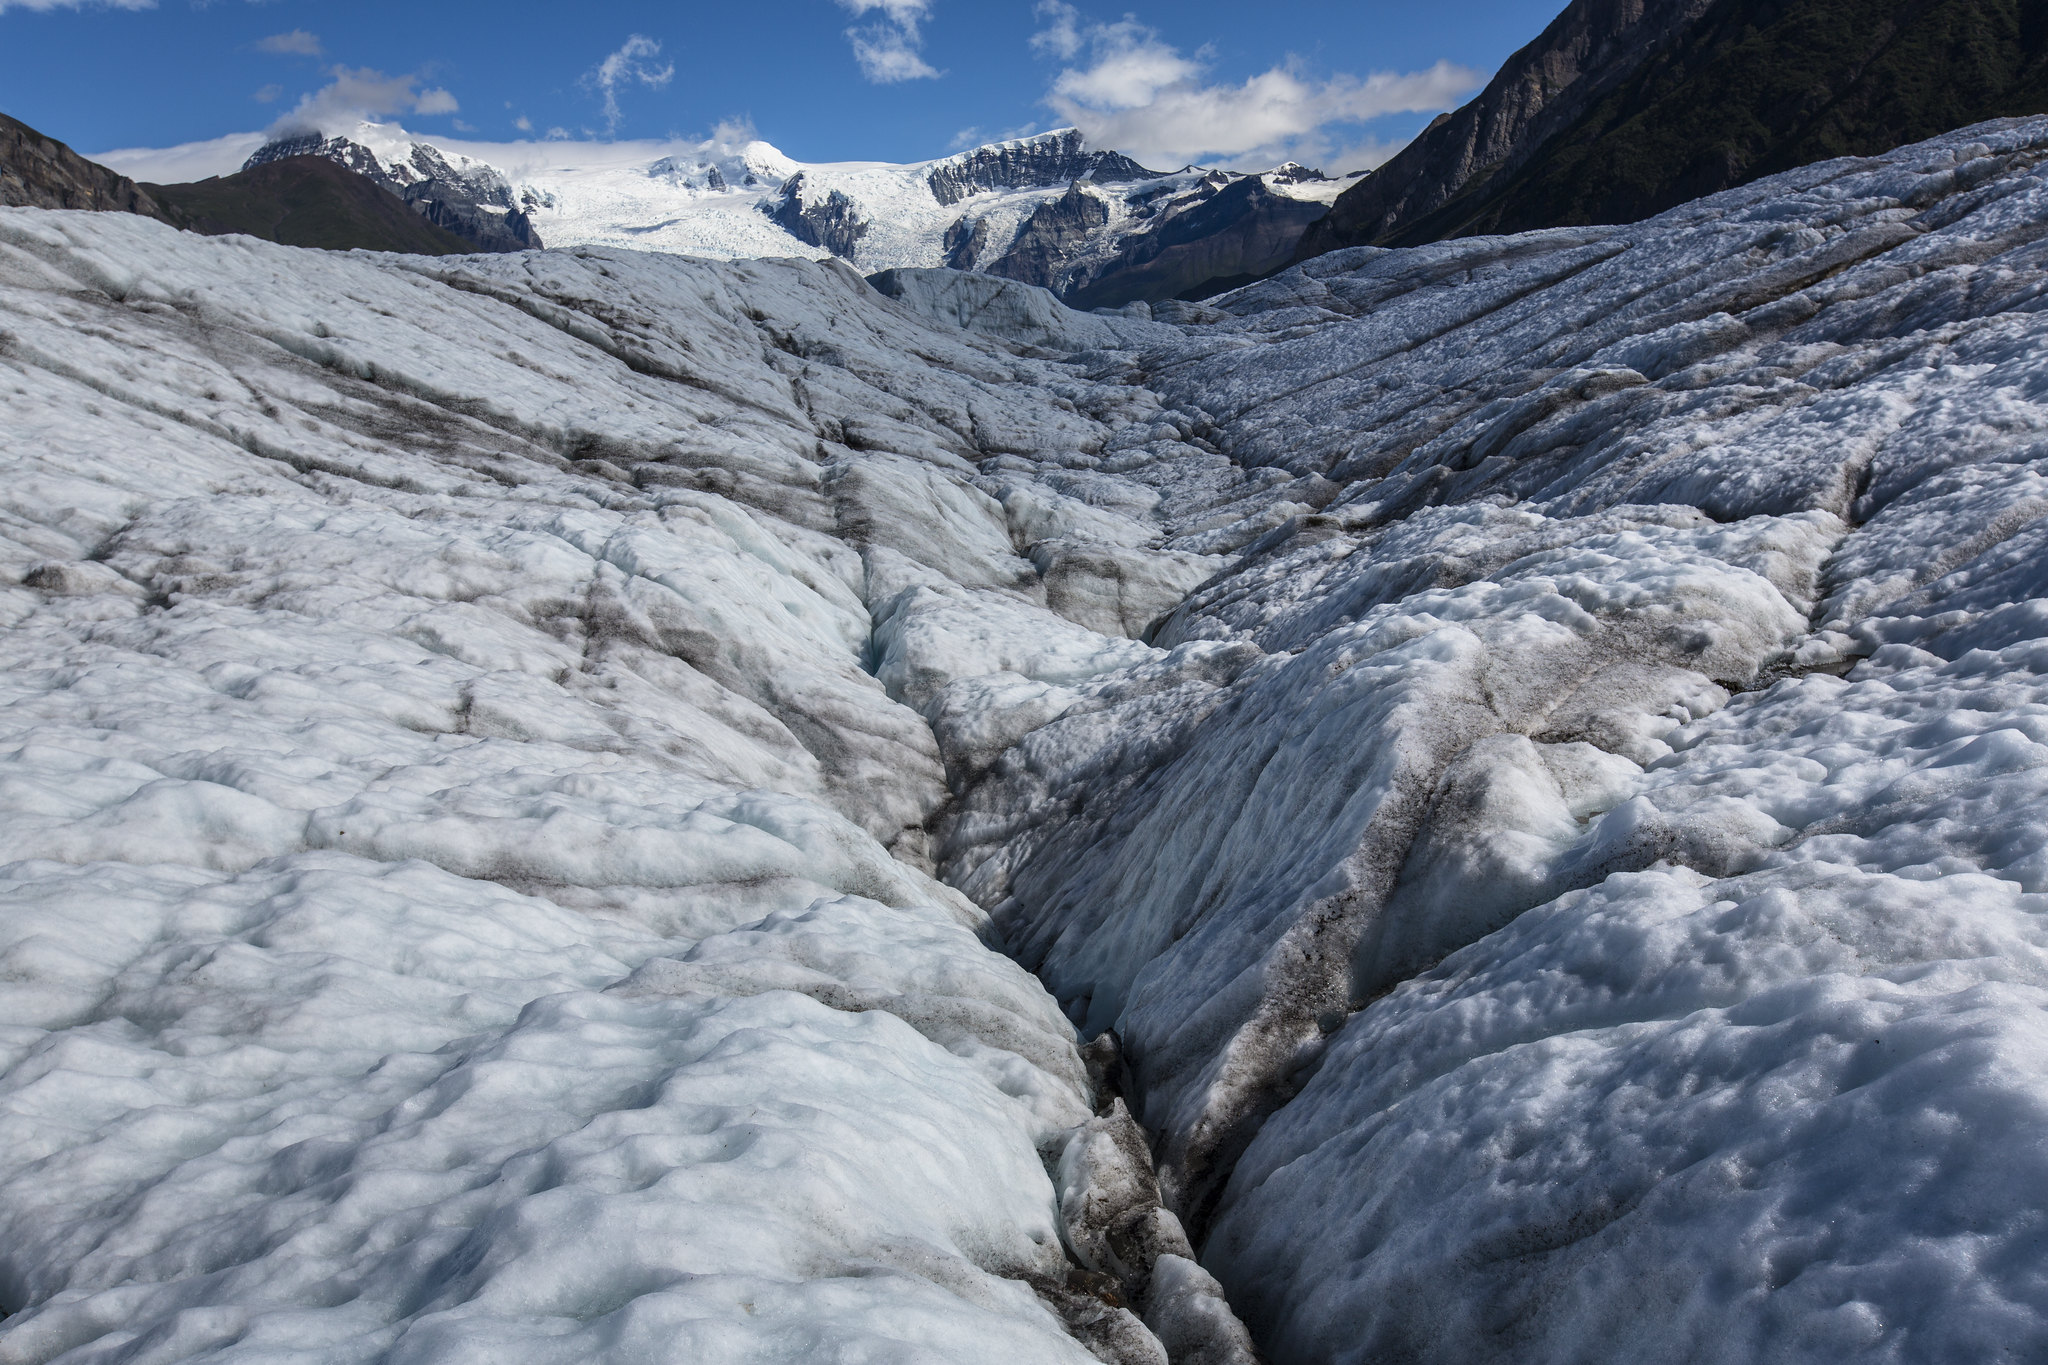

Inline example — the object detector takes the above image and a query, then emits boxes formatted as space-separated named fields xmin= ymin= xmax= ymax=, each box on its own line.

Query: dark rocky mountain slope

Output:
xmin=0 ymin=111 xmax=181 ymax=223
xmin=246 ymin=133 xmax=542 ymax=252
xmin=146 ymin=157 xmax=475 ymax=256
xmin=1299 ymin=0 xmax=2048 ymax=255
xmin=966 ymin=166 xmax=1348 ymax=309
xmin=2 ymin=111 xmax=478 ymax=256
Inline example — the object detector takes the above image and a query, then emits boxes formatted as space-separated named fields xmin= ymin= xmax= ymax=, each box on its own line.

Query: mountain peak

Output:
xmin=927 ymin=129 xmax=1166 ymax=206
xmin=244 ymin=124 xmax=538 ymax=253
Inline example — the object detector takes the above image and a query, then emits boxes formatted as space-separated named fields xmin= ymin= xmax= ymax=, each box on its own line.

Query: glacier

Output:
xmin=1 ymin=113 xmax=2047 ymax=1364
xmin=100 ymin=123 xmax=1350 ymax=307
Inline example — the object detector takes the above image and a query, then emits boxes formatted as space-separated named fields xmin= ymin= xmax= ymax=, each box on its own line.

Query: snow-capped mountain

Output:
xmin=234 ymin=123 xmax=1350 ymax=306
xmin=245 ymin=128 xmax=543 ymax=252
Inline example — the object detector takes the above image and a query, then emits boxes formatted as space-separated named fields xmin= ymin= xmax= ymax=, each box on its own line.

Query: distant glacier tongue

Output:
xmin=3 ymin=114 xmax=2048 ymax=1365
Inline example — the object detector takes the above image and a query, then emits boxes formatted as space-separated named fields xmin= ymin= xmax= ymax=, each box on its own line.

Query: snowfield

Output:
xmin=3 ymin=115 xmax=2048 ymax=1363
xmin=100 ymin=122 xmax=1348 ymax=291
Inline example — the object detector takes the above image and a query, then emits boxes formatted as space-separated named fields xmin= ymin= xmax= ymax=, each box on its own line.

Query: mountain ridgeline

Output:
xmin=10 ymin=0 xmax=2046 ymax=295
xmin=146 ymin=158 xmax=476 ymax=257
xmin=244 ymin=133 xmax=542 ymax=253
xmin=925 ymin=128 xmax=1159 ymax=206
xmin=0 ymin=111 xmax=181 ymax=224
xmin=1 ymin=111 xmax=483 ymax=256
xmin=1299 ymin=0 xmax=2048 ymax=255
xmin=764 ymin=134 xmax=1348 ymax=308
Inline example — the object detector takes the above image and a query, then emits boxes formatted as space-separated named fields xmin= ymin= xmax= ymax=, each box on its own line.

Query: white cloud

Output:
xmin=583 ymin=34 xmax=674 ymax=134
xmin=269 ymin=67 xmax=462 ymax=137
xmin=0 ymin=0 xmax=150 ymax=13
xmin=1029 ymin=1 xmax=1081 ymax=60
xmin=255 ymin=29 xmax=322 ymax=57
xmin=708 ymin=117 xmax=761 ymax=150
xmin=949 ymin=121 xmax=1040 ymax=152
xmin=837 ymin=0 xmax=940 ymax=84
xmin=514 ymin=115 xmax=534 ymax=133
xmin=1031 ymin=8 xmax=1479 ymax=172
xmin=839 ymin=0 xmax=929 ymax=19
xmin=253 ymin=83 xmax=283 ymax=104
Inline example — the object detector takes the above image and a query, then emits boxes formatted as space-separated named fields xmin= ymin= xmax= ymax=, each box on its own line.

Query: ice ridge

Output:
xmin=0 ymin=114 xmax=2046 ymax=1364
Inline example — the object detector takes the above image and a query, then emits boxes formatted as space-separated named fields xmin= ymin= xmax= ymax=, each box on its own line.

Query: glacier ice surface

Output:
xmin=5 ymin=115 xmax=2048 ymax=1363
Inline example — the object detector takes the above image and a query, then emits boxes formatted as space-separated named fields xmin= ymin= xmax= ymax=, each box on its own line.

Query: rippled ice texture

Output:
xmin=951 ymin=116 xmax=2048 ymax=1362
xmin=4 ymin=114 xmax=2048 ymax=1365
xmin=0 ymin=215 xmax=1281 ymax=1363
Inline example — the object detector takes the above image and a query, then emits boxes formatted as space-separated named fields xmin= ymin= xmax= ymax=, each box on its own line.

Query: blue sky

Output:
xmin=0 ymin=0 xmax=1565 ymax=170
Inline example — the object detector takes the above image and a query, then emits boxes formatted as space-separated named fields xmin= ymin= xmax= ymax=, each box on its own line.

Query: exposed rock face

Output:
xmin=1299 ymin=0 xmax=2048 ymax=255
xmin=977 ymin=171 xmax=1340 ymax=308
xmin=928 ymin=129 xmax=1163 ymax=207
xmin=984 ymin=183 xmax=1114 ymax=291
xmin=1063 ymin=177 xmax=1333 ymax=310
xmin=650 ymin=155 xmax=730 ymax=191
xmin=245 ymin=132 xmax=542 ymax=252
xmin=1297 ymin=0 xmax=1720 ymax=256
xmin=769 ymin=172 xmax=871 ymax=261
xmin=0 ymin=111 xmax=180 ymax=223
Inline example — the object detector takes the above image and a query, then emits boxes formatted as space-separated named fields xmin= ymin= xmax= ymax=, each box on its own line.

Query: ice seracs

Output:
xmin=5 ymin=114 xmax=2048 ymax=1364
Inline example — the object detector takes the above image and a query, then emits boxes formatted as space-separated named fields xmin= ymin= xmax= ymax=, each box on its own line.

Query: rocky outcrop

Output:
xmin=0 ymin=111 xmax=181 ymax=224
xmin=983 ymin=182 xmax=1113 ymax=291
xmin=770 ymin=172 xmax=871 ymax=261
xmin=927 ymin=129 xmax=1162 ymax=206
xmin=245 ymin=133 xmax=542 ymax=252
xmin=1065 ymin=177 xmax=1332 ymax=310
xmin=1300 ymin=0 xmax=2048 ymax=254
xmin=972 ymin=170 xmax=1337 ymax=308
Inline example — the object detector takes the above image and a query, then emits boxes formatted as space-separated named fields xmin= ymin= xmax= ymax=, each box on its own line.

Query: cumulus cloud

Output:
xmin=949 ymin=122 xmax=1040 ymax=151
xmin=268 ymin=68 xmax=460 ymax=137
xmin=1031 ymin=3 xmax=1478 ymax=172
xmin=838 ymin=0 xmax=941 ymax=84
xmin=1028 ymin=0 xmax=1081 ymax=60
xmin=583 ymin=34 xmax=674 ymax=134
xmin=255 ymin=29 xmax=322 ymax=57
xmin=0 ymin=0 xmax=149 ymax=13
xmin=707 ymin=116 xmax=762 ymax=151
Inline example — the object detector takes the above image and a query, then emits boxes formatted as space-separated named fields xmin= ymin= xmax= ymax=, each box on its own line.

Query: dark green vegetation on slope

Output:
xmin=146 ymin=158 xmax=474 ymax=256
xmin=1304 ymin=0 xmax=2048 ymax=255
